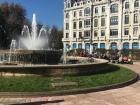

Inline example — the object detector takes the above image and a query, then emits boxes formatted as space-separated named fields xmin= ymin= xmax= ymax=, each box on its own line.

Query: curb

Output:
xmin=0 ymin=73 xmax=139 ymax=98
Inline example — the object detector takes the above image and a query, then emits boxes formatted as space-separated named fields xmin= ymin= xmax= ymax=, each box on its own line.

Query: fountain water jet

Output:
xmin=19 ymin=13 xmax=49 ymax=50
xmin=9 ymin=40 xmax=17 ymax=63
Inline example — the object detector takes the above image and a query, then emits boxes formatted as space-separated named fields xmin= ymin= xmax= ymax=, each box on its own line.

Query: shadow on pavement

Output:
xmin=11 ymin=99 xmax=64 ymax=105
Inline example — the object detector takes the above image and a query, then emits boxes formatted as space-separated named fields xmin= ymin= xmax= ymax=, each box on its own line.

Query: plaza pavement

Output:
xmin=0 ymin=63 xmax=140 ymax=105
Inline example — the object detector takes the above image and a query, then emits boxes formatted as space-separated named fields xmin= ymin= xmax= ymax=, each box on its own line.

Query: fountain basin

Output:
xmin=0 ymin=58 xmax=109 ymax=76
xmin=0 ymin=50 xmax=62 ymax=64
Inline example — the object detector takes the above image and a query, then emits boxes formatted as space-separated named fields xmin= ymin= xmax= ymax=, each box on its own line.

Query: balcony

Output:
xmin=122 ymin=35 xmax=129 ymax=39
xmin=93 ymin=37 xmax=99 ymax=41
xmin=62 ymin=38 xmax=70 ymax=42
xmin=109 ymin=36 xmax=118 ymax=39
xmin=72 ymin=38 xmax=77 ymax=42
xmin=100 ymin=36 xmax=106 ymax=40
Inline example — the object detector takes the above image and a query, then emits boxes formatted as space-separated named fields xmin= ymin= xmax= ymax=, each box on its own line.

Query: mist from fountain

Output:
xmin=19 ymin=13 xmax=50 ymax=50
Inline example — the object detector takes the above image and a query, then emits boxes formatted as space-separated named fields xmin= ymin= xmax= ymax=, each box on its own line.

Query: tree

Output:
xmin=0 ymin=2 xmax=28 ymax=49
xmin=49 ymin=26 xmax=63 ymax=50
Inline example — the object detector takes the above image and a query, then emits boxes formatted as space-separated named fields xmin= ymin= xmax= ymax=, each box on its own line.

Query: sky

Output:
xmin=0 ymin=0 xmax=64 ymax=29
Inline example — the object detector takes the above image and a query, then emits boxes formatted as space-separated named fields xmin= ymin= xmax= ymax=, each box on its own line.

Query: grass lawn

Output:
xmin=0 ymin=65 xmax=136 ymax=92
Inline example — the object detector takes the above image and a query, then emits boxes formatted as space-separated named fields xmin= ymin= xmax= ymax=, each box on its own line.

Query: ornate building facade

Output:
xmin=63 ymin=0 xmax=140 ymax=53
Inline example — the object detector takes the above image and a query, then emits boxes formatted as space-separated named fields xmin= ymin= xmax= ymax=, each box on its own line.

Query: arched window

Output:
xmin=111 ymin=42 xmax=117 ymax=49
xmin=125 ymin=2 xmax=129 ymax=9
xmin=95 ymin=7 xmax=98 ymax=14
xmin=132 ymin=42 xmax=139 ymax=49
xmin=102 ymin=6 xmax=105 ymax=13
xmin=66 ymin=13 xmax=69 ymax=18
xmin=85 ymin=43 xmax=90 ymax=51
xmin=123 ymin=42 xmax=129 ymax=49
xmin=134 ymin=0 xmax=139 ymax=7
xmin=110 ymin=4 xmax=118 ymax=13
xmin=73 ymin=43 xmax=77 ymax=49
xmin=84 ymin=7 xmax=90 ymax=16
xmin=79 ymin=10 xmax=82 ymax=16
xmin=78 ymin=43 xmax=82 ymax=49
xmin=73 ymin=11 xmax=76 ymax=17
xmin=66 ymin=44 xmax=70 ymax=49
xmin=93 ymin=43 xmax=98 ymax=49
xmin=100 ymin=43 xmax=106 ymax=49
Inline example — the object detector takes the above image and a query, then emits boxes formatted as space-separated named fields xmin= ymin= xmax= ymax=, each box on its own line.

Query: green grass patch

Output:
xmin=0 ymin=65 xmax=136 ymax=92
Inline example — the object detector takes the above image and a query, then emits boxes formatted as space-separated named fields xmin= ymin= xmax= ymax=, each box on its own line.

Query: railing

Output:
xmin=62 ymin=38 xmax=69 ymax=41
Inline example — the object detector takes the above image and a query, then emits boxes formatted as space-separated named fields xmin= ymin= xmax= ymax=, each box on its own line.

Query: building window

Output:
xmin=123 ymin=43 xmax=129 ymax=49
xmin=67 ymin=3 xmax=70 ymax=8
xmin=84 ymin=7 xmax=90 ymax=16
xmin=125 ymin=2 xmax=129 ymax=9
xmin=125 ymin=15 xmax=129 ymax=24
xmin=66 ymin=23 xmax=69 ymax=30
xmin=79 ymin=32 xmax=82 ymax=38
xmin=110 ymin=16 xmax=118 ymax=25
xmin=100 ymin=43 xmax=105 ymax=49
xmin=95 ymin=7 xmax=98 ymax=14
xmin=101 ymin=18 xmax=105 ymax=26
xmin=94 ymin=31 xmax=98 ymax=37
xmin=66 ymin=33 xmax=69 ymax=38
xmin=73 ymin=22 xmax=77 ymax=29
xmin=79 ymin=21 xmax=82 ymax=29
xmin=110 ymin=4 xmax=118 ymax=13
xmin=134 ymin=0 xmax=139 ymax=8
xmin=111 ymin=42 xmax=117 ymax=49
xmin=66 ymin=44 xmax=70 ymax=49
xmin=73 ymin=43 xmax=77 ymax=49
xmin=134 ymin=14 xmax=138 ymax=23
xmin=79 ymin=10 xmax=82 ymax=16
xmin=73 ymin=11 xmax=76 ymax=17
xmin=78 ymin=43 xmax=82 ymax=49
xmin=66 ymin=13 xmax=69 ymax=18
xmin=133 ymin=27 xmax=138 ymax=36
xmin=132 ymin=42 xmax=139 ymax=49
xmin=84 ymin=31 xmax=90 ymax=37
xmin=124 ymin=28 xmax=129 ymax=35
xmin=102 ymin=6 xmax=105 ymax=13
xmin=85 ymin=43 xmax=90 ymax=51
xmin=110 ymin=29 xmax=118 ymax=36
xmin=94 ymin=19 xmax=98 ymax=27
xmin=101 ymin=30 xmax=105 ymax=36
xmin=93 ymin=43 xmax=98 ymax=49
xmin=73 ymin=32 xmax=76 ymax=38
xmin=84 ymin=19 xmax=91 ymax=28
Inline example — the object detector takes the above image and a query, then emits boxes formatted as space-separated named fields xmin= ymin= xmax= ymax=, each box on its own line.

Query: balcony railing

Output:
xmin=62 ymin=38 xmax=69 ymax=41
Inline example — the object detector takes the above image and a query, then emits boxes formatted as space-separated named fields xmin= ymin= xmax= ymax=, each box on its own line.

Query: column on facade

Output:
xmin=118 ymin=1 xmax=123 ymax=50
xmin=106 ymin=3 xmax=110 ymax=50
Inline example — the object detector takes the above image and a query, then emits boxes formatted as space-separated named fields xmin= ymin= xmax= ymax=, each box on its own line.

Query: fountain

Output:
xmin=0 ymin=13 xmax=62 ymax=64
xmin=0 ymin=13 xmax=109 ymax=76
